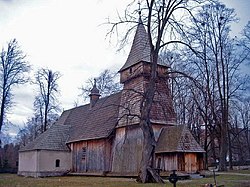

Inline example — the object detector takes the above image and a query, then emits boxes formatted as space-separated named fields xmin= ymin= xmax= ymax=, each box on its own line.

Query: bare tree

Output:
xmin=173 ymin=1 xmax=249 ymax=170
xmin=231 ymin=97 xmax=250 ymax=162
xmin=33 ymin=68 xmax=61 ymax=132
xmin=0 ymin=39 xmax=30 ymax=133
xmin=195 ymin=3 xmax=242 ymax=171
xmin=109 ymin=0 xmax=210 ymax=183
xmin=80 ymin=69 xmax=122 ymax=100
xmin=16 ymin=126 xmax=29 ymax=147
xmin=15 ymin=116 xmax=40 ymax=147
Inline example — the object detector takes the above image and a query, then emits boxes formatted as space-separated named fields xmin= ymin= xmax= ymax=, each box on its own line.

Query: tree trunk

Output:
xmin=44 ymin=105 xmax=48 ymax=132
xmin=0 ymin=95 xmax=6 ymax=132
xmin=227 ymin=128 xmax=233 ymax=170
xmin=218 ymin=119 xmax=228 ymax=171
xmin=210 ymin=132 xmax=217 ymax=163
xmin=137 ymin=53 xmax=164 ymax=183
xmin=44 ymin=73 xmax=51 ymax=132
xmin=137 ymin=109 xmax=164 ymax=183
xmin=204 ymin=120 xmax=208 ymax=169
xmin=0 ymin=108 xmax=4 ymax=133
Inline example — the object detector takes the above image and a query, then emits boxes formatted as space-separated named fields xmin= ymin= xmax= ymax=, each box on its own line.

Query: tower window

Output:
xmin=55 ymin=159 xmax=60 ymax=167
xmin=129 ymin=68 xmax=132 ymax=74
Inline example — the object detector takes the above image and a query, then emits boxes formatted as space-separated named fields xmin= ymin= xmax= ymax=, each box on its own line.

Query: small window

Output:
xmin=55 ymin=159 xmax=60 ymax=167
xmin=129 ymin=68 xmax=132 ymax=74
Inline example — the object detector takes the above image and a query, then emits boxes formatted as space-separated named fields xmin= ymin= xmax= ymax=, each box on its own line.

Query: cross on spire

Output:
xmin=138 ymin=0 xmax=141 ymax=16
xmin=93 ymin=78 xmax=97 ymax=87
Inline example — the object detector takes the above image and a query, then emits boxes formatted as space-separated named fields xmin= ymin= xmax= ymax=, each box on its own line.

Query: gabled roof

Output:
xmin=155 ymin=125 xmax=205 ymax=153
xmin=119 ymin=17 xmax=151 ymax=72
xmin=20 ymin=92 xmax=122 ymax=151
xmin=19 ymin=124 xmax=70 ymax=152
xmin=66 ymin=92 xmax=122 ymax=143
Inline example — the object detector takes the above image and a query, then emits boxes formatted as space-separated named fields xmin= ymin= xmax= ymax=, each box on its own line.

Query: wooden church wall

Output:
xmin=118 ymin=77 xmax=144 ymax=127
xmin=112 ymin=124 xmax=165 ymax=174
xmin=155 ymin=153 xmax=178 ymax=171
xmin=112 ymin=126 xmax=143 ymax=174
xmin=120 ymin=62 xmax=145 ymax=84
xmin=184 ymin=153 xmax=197 ymax=172
xmin=70 ymin=139 xmax=111 ymax=173
xmin=183 ymin=153 xmax=204 ymax=172
xmin=155 ymin=152 xmax=204 ymax=172
xmin=197 ymin=153 xmax=204 ymax=171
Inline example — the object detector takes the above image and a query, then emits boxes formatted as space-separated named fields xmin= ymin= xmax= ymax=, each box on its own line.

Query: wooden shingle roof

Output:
xmin=66 ymin=92 xmax=122 ymax=143
xmin=119 ymin=17 xmax=168 ymax=72
xmin=119 ymin=17 xmax=151 ymax=72
xmin=19 ymin=124 xmax=70 ymax=152
xmin=155 ymin=126 xmax=205 ymax=153
xmin=20 ymin=92 xmax=122 ymax=151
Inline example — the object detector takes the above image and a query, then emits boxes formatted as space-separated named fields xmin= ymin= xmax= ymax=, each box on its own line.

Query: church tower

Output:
xmin=112 ymin=16 xmax=176 ymax=174
xmin=117 ymin=16 xmax=176 ymax=128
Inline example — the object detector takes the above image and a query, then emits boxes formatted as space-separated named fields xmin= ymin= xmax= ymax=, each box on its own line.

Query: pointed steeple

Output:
xmin=119 ymin=15 xmax=151 ymax=72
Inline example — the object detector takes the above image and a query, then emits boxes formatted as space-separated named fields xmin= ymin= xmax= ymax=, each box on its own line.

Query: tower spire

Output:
xmin=119 ymin=4 xmax=150 ymax=73
xmin=93 ymin=78 xmax=97 ymax=88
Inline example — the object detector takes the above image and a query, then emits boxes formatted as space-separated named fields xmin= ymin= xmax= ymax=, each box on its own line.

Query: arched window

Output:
xmin=55 ymin=159 xmax=60 ymax=167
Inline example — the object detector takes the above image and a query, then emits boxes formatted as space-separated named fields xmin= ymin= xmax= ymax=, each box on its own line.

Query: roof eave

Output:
xmin=155 ymin=150 xmax=205 ymax=154
xmin=66 ymin=135 xmax=110 ymax=144
xmin=19 ymin=148 xmax=70 ymax=152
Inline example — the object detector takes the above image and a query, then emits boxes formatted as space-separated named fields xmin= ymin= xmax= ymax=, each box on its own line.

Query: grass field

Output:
xmin=0 ymin=171 xmax=250 ymax=187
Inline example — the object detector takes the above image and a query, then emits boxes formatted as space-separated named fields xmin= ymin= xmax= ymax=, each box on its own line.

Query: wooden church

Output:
xmin=18 ymin=17 xmax=204 ymax=177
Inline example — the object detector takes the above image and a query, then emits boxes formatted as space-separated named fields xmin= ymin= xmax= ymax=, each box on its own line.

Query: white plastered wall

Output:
xmin=18 ymin=150 xmax=72 ymax=177
xmin=18 ymin=150 xmax=38 ymax=172
xmin=38 ymin=150 xmax=71 ymax=172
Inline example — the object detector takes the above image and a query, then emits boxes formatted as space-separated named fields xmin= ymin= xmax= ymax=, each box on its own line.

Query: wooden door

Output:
xmin=184 ymin=153 xmax=197 ymax=173
xmin=73 ymin=142 xmax=87 ymax=172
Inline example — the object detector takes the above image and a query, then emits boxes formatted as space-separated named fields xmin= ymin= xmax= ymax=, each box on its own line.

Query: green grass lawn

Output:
xmin=0 ymin=171 xmax=250 ymax=187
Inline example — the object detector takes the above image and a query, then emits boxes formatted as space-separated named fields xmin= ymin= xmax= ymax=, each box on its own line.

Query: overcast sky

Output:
xmin=0 ymin=0 xmax=249 ymax=136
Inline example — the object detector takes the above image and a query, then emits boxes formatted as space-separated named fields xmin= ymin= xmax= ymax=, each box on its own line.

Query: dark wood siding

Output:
xmin=112 ymin=126 xmax=143 ymax=174
xmin=156 ymin=152 xmax=204 ymax=172
xmin=71 ymin=139 xmax=112 ymax=173
xmin=178 ymin=153 xmax=185 ymax=171
xmin=164 ymin=153 xmax=178 ymax=171
xmin=112 ymin=125 xmax=166 ymax=174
